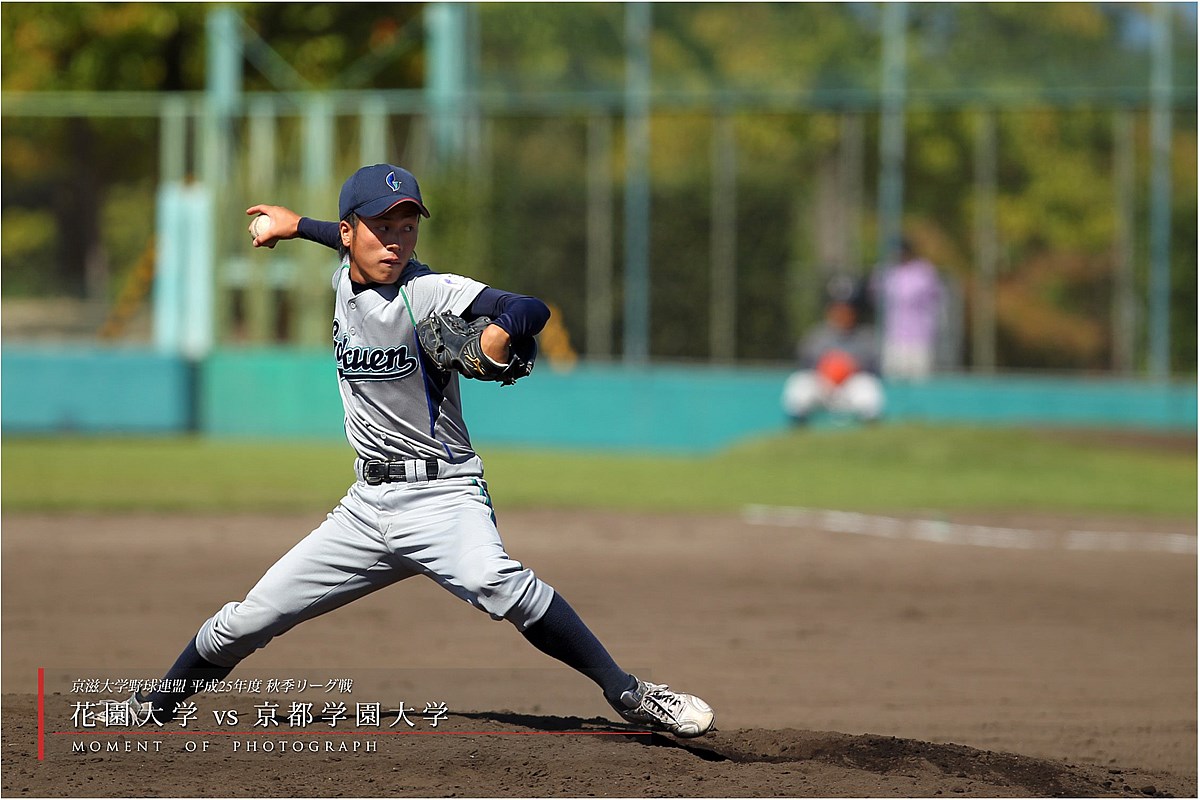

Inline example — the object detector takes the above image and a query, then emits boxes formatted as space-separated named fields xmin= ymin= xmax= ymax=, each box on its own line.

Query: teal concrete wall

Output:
xmin=196 ymin=353 xmax=790 ymax=452
xmin=3 ymin=347 xmax=1195 ymax=449
xmin=200 ymin=349 xmax=343 ymax=438
xmin=1 ymin=347 xmax=193 ymax=433
xmin=461 ymin=363 xmax=791 ymax=453
xmin=460 ymin=362 xmax=796 ymax=450
xmin=885 ymin=375 xmax=1198 ymax=431
xmin=145 ymin=353 xmax=1200 ymax=449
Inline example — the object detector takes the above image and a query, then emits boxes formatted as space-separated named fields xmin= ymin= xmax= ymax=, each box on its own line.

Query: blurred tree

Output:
xmin=1 ymin=4 xmax=208 ymax=299
xmin=1 ymin=3 xmax=424 ymax=301
xmin=240 ymin=4 xmax=424 ymax=90
xmin=0 ymin=4 xmax=205 ymax=92
xmin=897 ymin=3 xmax=1196 ymax=373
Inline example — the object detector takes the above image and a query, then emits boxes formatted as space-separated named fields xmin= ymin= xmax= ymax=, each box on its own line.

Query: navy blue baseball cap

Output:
xmin=338 ymin=164 xmax=431 ymax=220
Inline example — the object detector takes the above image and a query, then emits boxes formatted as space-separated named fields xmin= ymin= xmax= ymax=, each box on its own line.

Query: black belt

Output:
xmin=362 ymin=458 xmax=440 ymax=485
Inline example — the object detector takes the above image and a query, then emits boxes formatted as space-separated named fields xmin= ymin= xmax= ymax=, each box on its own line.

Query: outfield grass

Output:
xmin=2 ymin=426 xmax=1195 ymax=518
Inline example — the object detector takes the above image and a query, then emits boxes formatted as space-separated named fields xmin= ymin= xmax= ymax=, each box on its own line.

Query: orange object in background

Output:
xmin=817 ymin=350 xmax=859 ymax=385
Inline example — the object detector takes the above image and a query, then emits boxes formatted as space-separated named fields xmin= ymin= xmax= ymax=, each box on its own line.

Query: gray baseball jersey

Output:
xmin=195 ymin=258 xmax=554 ymax=667
xmin=333 ymin=259 xmax=486 ymax=469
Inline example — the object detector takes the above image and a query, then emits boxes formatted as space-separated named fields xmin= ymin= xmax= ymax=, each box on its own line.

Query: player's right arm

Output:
xmin=245 ymin=205 xmax=340 ymax=250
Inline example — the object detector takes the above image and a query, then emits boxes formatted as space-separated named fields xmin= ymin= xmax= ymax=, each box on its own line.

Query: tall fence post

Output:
xmin=840 ymin=112 xmax=865 ymax=274
xmin=359 ymin=96 xmax=389 ymax=165
xmin=425 ymin=2 xmax=469 ymax=166
xmin=586 ymin=113 xmax=614 ymax=360
xmin=1112 ymin=110 xmax=1136 ymax=375
xmin=298 ymin=95 xmax=335 ymax=345
xmin=710 ymin=112 xmax=737 ymax=362
xmin=159 ymin=96 xmax=189 ymax=184
xmin=201 ymin=6 xmax=241 ymax=353
xmin=1147 ymin=2 xmax=1173 ymax=380
xmin=623 ymin=1 xmax=652 ymax=364
xmin=155 ymin=185 xmax=215 ymax=358
xmin=972 ymin=109 xmax=998 ymax=373
xmin=876 ymin=1 xmax=907 ymax=266
xmin=203 ymin=7 xmax=240 ymax=188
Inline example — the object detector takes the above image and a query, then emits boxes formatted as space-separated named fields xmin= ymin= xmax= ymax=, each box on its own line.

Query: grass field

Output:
xmin=2 ymin=425 xmax=1194 ymax=518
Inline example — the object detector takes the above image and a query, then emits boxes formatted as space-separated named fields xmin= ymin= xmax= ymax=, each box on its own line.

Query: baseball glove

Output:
xmin=416 ymin=312 xmax=536 ymax=386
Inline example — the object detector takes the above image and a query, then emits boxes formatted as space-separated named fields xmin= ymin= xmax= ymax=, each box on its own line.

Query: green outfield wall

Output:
xmin=2 ymin=348 xmax=1196 ymax=449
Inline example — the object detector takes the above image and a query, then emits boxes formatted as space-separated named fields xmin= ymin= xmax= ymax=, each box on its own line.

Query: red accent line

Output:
xmin=53 ymin=730 xmax=650 ymax=736
xmin=37 ymin=669 xmax=45 ymax=760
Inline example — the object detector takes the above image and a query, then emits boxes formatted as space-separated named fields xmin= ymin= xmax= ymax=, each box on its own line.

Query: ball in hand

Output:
xmin=250 ymin=214 xmax=271 ymax=240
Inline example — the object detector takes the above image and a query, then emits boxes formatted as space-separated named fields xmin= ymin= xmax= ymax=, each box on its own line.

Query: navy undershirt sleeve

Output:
xmin=466 ymin=287 xmax=550 ymax=340
xmin=296 ymin=217 xmax=340 ymax=250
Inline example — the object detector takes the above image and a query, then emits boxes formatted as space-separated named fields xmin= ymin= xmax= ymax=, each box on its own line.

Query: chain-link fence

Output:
xmin=2 ymin=3 xmax=1195 ymax=375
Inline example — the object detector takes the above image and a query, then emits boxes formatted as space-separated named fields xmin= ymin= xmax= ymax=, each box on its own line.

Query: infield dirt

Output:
xmin=3 ymin=508 xmax=1195 ymax=797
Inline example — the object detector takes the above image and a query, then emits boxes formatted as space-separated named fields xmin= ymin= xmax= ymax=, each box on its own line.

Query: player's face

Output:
xmin=343 ymin=204 xmax=421 ymax=284
xmin=827 ymin=301 xmax=857 ymax=331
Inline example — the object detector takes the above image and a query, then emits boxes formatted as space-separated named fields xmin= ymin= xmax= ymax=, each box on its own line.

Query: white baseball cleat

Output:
xmin=92 ymin=694 xmax=161 ymax=726
xmin=612 ymin=678 xmax=715 ymax=738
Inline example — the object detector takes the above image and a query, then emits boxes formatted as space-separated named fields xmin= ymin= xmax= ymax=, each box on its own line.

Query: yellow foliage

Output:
xmin=539 ymin=303 xmax=578 ymax=372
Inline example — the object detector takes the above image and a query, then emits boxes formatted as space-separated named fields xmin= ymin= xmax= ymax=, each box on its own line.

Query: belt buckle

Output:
xmin=363 ymin=461 xmax=385 ymax=486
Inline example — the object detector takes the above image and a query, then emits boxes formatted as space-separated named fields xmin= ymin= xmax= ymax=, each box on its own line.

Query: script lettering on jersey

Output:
xmin=332 ymin=319 xmax=419 ymax=382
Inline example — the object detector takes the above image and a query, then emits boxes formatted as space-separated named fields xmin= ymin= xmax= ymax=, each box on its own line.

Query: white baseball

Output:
xmin=250 ymin=214 xmax=271 ymax=240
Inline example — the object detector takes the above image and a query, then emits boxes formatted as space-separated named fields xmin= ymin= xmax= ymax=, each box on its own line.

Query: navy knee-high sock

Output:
xmin=144 ymin=635 xmax=235 ymax=721
xmin=521 ymin=592 xmax=637 ymax=704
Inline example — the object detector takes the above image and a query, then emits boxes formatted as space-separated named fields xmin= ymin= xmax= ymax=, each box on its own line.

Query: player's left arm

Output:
xmin=415 ymin=285 xmax=548 ymax=384
xmin=463 ymin=288 xmax=550 ymax=364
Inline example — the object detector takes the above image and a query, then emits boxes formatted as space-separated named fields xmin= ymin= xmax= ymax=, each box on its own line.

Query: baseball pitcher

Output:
xmin=99 ymin=164 xmax=714 ymax=739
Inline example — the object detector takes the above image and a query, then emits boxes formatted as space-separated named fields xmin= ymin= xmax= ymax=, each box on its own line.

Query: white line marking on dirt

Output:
xmin=741 ymin=505 xmax=1197 ymax=555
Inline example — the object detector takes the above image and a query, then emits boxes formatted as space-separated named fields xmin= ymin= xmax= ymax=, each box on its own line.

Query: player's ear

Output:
xmin=339 ymin=219 xmax=354 ymax=249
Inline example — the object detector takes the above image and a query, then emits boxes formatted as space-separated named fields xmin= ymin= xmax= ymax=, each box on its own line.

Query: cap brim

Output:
xmin=356 ymin=196 xmax=431 ymax=219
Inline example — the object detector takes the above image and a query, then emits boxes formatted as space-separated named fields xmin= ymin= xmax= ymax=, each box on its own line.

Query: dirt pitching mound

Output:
xmin=3 ymin=695 xmax=1191 ymax=798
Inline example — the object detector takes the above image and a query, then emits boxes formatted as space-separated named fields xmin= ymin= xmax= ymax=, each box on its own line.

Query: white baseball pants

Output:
xmin=195 ymin=476 xmax=555 ymax=667
xmin=782 ymin=370 xmax=885 ymax=422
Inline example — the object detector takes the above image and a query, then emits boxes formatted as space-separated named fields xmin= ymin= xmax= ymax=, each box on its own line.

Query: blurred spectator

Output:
xmin=876 ymin=238 xmax=944 ymax=381
xmin=782 ymin=275 xmax=884 ymax=425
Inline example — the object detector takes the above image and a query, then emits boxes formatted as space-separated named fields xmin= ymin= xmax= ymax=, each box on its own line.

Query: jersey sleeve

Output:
xmin=405 ymin=272 xmax=488 ymax=322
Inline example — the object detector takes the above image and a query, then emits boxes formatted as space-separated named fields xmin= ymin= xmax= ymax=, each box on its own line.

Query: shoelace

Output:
xmin=639 ymin=683 xmax=684 ymax=721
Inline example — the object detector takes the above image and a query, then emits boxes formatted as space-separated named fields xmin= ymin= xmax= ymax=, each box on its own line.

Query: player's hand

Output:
xmin=246 ymin=204 xmax=302 ymax=249
xmin=480 ymin=324 xmax=511 ymax=364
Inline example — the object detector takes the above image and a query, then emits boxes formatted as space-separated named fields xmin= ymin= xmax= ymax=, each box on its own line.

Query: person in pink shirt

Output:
xmin=877 ymin=239 xmax=944 ymax=381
